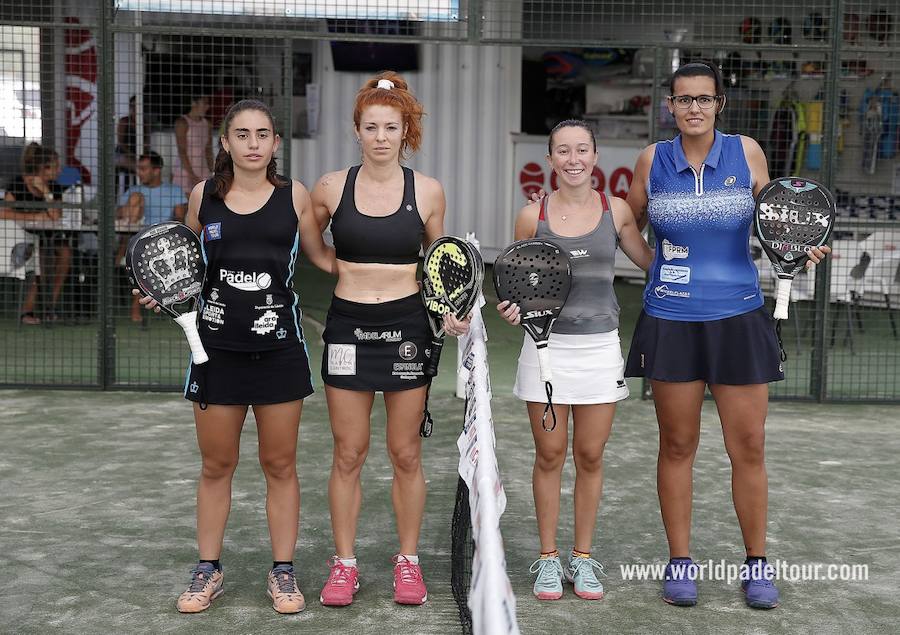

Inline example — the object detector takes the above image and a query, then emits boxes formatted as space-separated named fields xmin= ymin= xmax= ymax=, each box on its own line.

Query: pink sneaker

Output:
xmin=319 ymin=557 xmax=360 ymax=606
xmin=176 ymin=563 xmax=224 ymax=613
xmin=392 ymin=555 xmax=427 ymax=605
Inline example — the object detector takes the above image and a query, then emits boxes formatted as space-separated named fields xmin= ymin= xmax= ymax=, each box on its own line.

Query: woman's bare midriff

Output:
xmin=334 ymin=259 xmax=419 ymax=303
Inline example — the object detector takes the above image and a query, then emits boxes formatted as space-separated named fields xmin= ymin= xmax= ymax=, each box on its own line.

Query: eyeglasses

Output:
xmin=668 ymin=95 xmax=721 ymax=110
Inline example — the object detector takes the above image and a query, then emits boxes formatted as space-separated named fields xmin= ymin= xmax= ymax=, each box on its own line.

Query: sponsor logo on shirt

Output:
xmin=210 ymin=288 xmax=220 ymax=302
xmin=250 ymin=309 xmax=278 ymax=335
xmin=724 ymin=175 xmax=736 ymax=186
xmin=202 ymin=303 xmax=225 ymax=326
xmin=276 ymin=327 xmax=287 ymax=339
xmin=354 ymin=328 xmax=402 ymax=342
xmin=660 ymin=264 xmax=691 ymax=284
xmin=569 ymin=249 xmax=590 ymax=259
xmin=204 ymin=222 xmax=222 ymax=241
xmin=653 ymin=284 xmax=691 ymax=299
xmin=220 ymin=269 xmax=272 ymax=292
xmin=662 ymin=239 xmax=689 ymax=261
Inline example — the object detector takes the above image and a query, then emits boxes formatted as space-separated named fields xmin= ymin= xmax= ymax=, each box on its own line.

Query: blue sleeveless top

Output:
xmin=644 ymin=131 xmax=763 ymax=321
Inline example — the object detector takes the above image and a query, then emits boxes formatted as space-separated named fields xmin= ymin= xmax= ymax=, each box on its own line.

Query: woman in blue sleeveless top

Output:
xmin=625 ymin=63 xmax=828 ymax=609
xmin=497 ymin=120 xmax=652 ymax=601
xmin=137 ymin=100 xmax=334 ymax=614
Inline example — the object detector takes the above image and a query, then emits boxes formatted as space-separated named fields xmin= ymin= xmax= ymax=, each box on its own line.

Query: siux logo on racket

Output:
xmin=524 ymin=309 xmax=554 ymax=319
xmin=758 ymin=203 xmax=829 ymax=227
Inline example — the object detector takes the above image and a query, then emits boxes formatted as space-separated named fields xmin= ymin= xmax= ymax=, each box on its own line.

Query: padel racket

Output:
xmin=755 ymin=177 xmax=835 ymax=320
xmin=493 ymin=239 xmax=572 ymax=431
xmin=126 ymin=222 xmax=208 ymax=363
xmin=421 ymin=236 xmax=484 ymax=377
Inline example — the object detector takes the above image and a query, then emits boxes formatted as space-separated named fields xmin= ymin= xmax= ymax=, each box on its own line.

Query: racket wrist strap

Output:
xmin=420 ymin=380 xmax=434 ymax=438
xmin=774 ymin=320 xmax=787 ymax=363
xmin=541 ymin=381 xmax=557 ymax=432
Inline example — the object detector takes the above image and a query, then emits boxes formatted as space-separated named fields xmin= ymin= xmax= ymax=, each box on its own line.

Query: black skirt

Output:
xmin=625 ymin=307 xmax=785 ymax=385
xmin=184 ymin=343 xmax=314 ymax=406
xmin=322 ymin=293 xmax=431 ymax=391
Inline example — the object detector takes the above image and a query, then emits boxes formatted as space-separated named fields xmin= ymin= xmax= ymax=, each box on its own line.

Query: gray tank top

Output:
xmin=536 ymin=193 xmax=619 ymax=334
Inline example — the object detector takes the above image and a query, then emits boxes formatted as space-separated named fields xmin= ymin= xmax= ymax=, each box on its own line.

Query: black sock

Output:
xmin=199 ymin=559 xmax=221 ymax=571
xmin=745 ymin=556 xmax=767 ymax=566
xmin=273 ymin=560 xmax=293 ymax=570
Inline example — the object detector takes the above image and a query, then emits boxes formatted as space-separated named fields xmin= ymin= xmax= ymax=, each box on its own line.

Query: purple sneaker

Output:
xmin=663 ymin=558 xmax=698 ymax=606
xmin=741 ymin=560 xmax=779 ymax=609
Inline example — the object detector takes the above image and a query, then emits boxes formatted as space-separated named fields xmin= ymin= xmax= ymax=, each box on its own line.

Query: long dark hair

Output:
xmin=212 ymin=99 xmax=288 ymax=199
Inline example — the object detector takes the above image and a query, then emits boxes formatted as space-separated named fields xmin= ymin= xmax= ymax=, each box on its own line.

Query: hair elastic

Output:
xmin=376 ymin=79 xmax=394 ymax=90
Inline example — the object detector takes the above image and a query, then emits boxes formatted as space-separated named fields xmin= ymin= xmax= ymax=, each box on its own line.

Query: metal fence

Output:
xmin=1 ymin=0 xmax=898 ymax=401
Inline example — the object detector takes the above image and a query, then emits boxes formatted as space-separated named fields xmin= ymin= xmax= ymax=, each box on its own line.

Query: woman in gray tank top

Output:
xmin=496 ymin=120 xmax=652 ymax=601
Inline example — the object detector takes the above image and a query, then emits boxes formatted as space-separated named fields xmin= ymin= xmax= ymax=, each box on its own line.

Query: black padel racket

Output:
xmin=493 ymin=239 xmax=572 ymax=431
xmin=755 ymin=177 xmax=835 ymax=320
xmin=422 ymin=236 xmax=484 ymax=377
xmin=126 ymin=222 xmax=208 ymax=363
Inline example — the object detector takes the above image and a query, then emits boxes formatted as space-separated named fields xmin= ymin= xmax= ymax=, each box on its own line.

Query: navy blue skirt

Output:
xmin=625 ymin=307 xmax=785 ymax=385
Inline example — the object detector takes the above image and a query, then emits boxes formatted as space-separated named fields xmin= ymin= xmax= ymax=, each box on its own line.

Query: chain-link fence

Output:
xmin=1 ymin=0 xmax=898 ymax=401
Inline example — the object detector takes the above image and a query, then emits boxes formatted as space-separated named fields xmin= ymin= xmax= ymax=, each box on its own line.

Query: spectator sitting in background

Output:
xmin=117 ymin=151 xmax=187 ymax=225
xmin=2 ymin=142 xmax=66 ymax=325
xmin=116 ymin=151 xmax=186 ymax=322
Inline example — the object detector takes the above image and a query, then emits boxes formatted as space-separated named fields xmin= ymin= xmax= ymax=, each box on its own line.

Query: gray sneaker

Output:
xmin=565 ymin=555 xmax=605 ymax=599
xmin=529 ymin=555 xmax=564 ymax=600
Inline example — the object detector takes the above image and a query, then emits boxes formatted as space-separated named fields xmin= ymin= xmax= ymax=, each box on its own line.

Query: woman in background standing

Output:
xmin=173 ymin=94 xmax=214 ymax=196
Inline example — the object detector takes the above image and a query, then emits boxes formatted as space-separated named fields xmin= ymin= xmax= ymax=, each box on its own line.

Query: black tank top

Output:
xmin=197 ymin=178 xmax=304 ymax=351
xmin=330 ymin=165 xmax=424 ymax=264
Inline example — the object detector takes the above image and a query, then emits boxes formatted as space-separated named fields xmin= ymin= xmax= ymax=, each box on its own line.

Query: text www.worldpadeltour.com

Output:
xmin=619 ymin=560 xmax=869 ymax=584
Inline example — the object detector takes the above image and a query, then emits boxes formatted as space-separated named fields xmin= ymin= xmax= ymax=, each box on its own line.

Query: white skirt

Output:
xmin=513 ymin=329 xmax=629 ymax=405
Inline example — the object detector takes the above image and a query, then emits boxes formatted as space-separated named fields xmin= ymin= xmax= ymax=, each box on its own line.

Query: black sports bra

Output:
xmin=330 ymin=165 xmax=425 ymax=264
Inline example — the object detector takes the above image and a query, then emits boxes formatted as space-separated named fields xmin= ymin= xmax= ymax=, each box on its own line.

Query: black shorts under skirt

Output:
xmin=625 ymin=307 xmax=785 ymax=385
xmin=184 ymin=343 xmax=314 ymax=406
xmin=322 ymin=293 xmax=431 ymax=392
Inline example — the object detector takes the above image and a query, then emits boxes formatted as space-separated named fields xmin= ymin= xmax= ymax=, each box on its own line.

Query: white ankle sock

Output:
xmin=399 ymin=554 xmax=419 ymax=565
xmin=338 ymin=557 xmax=357 ymax=568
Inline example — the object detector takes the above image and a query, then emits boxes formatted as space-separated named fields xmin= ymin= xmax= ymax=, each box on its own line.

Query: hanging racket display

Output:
xmin=754 ymin=177 xmax=835 ymax=320
xmin=493 ymin=239 xmax=572 ymax=431
xmin=126 ymin=222 xmax=208 ymax=363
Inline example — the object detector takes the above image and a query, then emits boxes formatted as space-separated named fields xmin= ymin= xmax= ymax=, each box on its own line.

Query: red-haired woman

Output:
xmin=310 ymin=72 xmax=466 ymax=607
xmin=137 ymin=99 xmax=333 ymax=614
